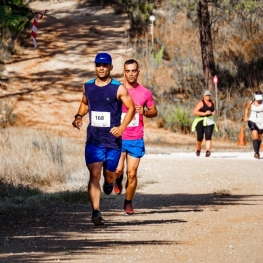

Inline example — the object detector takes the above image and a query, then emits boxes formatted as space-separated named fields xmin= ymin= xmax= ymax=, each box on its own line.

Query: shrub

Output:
xmin=0 ymin=98 xmax=17 ymax=128
xmin=163 ymin=106 xmax=193 ymax=134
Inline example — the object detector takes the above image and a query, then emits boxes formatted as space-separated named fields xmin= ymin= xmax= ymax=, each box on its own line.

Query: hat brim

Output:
xmin=255 ymin=94 xmax=263 ymax=100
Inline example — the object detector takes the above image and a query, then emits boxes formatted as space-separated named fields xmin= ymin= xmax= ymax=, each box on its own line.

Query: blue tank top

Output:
xmin=84 ymin=78 xmax=122 ymax=148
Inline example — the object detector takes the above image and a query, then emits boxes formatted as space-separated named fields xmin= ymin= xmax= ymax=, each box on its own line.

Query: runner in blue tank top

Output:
xmin=72 ymin=53 xmax=135 ymax=226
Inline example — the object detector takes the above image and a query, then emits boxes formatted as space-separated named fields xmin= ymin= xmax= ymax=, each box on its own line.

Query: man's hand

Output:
xmin=135 ymin=103 xmax=144 ymax=115
xmin=110 ymin=126 xmax=124 ymax=137
xmin=72 ymin=117 xmax=82 ymax=130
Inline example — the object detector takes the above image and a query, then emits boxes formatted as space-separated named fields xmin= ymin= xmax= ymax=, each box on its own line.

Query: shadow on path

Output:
xmin=0 ymin=192 xmax=262 ymax=262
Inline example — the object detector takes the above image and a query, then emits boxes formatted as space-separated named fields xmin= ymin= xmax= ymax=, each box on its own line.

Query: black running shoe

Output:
xmin=205 ymin=151 xmax=211 ymax=157
xmin=92 ymin=210 xmax=104 ymax=226
xmin=103 ymin=182 xmax=113 ymax=195
xmin=254 ymin=152 xmax=260 ymax=159
xmin=196 ymin=150 xmax=201 ymax=156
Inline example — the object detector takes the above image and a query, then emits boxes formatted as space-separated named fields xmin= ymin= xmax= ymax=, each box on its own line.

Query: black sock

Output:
xmin=257 ymin=140 xmax=261 ymax=153
xmin=116 ymin=174 xmax=123 ymax=183
xmin=253 ymin=139 xmax=259 ymax=153
xmin=124 ymin=199 xmax=132 ymax=204
xmin=92 ymin=209 xmax=100 ymax=216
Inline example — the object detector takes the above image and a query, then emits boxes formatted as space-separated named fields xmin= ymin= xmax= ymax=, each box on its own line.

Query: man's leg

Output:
xmin=87 ymin=162 xmax=105 ymax=226
xmin=103 ymin=168 xmax=117 ymax=195
xmin=124 ymin=155 xmax=140 ymax=215
xmin=114 ymin=152 xmax=127 ymax=194
xmin=103 ymin=147 xmax=121 ymax=195
xmin=116 ymin=152 xmax=126 ymax=178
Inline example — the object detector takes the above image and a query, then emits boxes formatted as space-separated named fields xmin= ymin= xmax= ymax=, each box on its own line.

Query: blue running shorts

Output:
xmin=85 ymin=143 xmax=121 ymax=172
xmin=121 ymin=138 xmax=145 ymax=158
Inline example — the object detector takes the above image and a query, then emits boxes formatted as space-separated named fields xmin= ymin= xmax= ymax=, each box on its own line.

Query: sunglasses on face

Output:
xmin=95 ymin=63 xmax=110 ymax=67
xmin=125 ymin=69 xmax=138 ymax=73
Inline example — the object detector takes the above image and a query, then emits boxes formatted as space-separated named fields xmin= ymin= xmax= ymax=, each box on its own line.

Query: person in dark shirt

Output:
xmin=191 ymin=90 xmax=217 ymax=157
xmin=72 ymin=52 xmax=135 ymax=226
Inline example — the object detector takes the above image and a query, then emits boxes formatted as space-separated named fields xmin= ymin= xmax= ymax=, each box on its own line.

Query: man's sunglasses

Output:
xmin=95 ymin=63 xmax=110 ymax=67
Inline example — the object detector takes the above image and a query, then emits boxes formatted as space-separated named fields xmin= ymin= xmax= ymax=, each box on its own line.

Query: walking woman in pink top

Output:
xmin=114 ymin=59 xmax=158 ymax=215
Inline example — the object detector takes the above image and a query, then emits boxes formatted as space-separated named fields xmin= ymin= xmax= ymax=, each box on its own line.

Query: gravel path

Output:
xmin=1 ymin=150 xmax=262 ymax=263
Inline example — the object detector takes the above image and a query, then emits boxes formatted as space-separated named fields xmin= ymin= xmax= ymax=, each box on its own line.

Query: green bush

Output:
xmin=116 ymin=0 xmax=153 ymax=33
xmin=164 ymin=106 xmax=193 ymax=134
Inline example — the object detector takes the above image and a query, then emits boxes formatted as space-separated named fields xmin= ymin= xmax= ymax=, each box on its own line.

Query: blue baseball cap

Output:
xmin=94 ymin=52 xmax=112 ymax=64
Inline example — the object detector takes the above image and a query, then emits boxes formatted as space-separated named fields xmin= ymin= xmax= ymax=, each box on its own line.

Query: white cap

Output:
xmin=255 ymin=94 xmax=263 ymax=100
xmin=204 ymin=90 xmax=211 ymax=96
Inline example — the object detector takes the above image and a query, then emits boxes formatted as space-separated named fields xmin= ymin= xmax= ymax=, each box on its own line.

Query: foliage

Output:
xmin=130 ymin=0 xmax=263 ymax=123
xmin=163 ymin=106 xmax=193 ymax=133
xmin=186 ymin=0 xmax=261 ymax=23
xmin=116 ymin=0 xmax=154 ymax=33
xmin=0 ymin=98 xmax=17 ymax=128
xmin=155 ymin=45 xmax=165 ymax=64
xmin=0 ymin=0 xmax=34 ymax=62
xmin=0 ymin=0 xmax=33 ymax=33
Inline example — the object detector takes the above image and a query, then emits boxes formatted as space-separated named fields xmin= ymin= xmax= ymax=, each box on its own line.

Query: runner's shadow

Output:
xmin=138 ymin=208 xmax=203 ymax=215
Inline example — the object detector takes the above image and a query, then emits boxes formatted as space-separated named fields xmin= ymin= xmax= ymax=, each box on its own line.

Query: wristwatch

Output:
xmin=74 ymin=114 xmax=83 ymax=119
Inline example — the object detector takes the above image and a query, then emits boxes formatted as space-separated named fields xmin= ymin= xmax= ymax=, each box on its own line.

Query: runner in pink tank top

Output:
xmin=114 ymin=59 xmax=158 ymax=215
xmin=121 ymin=83 xmax=155 ymax=140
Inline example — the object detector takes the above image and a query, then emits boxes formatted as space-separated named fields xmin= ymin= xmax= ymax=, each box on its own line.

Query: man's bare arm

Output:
xmin=110 ymin=85 xmax=135 ymax=137
xmin=72 ymin=86 xmax=89 ymax=130
xmin=143 ymin=105 xmax=157 ymax=118
xmin=244 ymin=101 xmax=252 ymax=121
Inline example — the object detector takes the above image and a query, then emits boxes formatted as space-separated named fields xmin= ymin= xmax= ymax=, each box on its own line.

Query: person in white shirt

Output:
xmin=244 ymin=91 xmax=263 ymax=158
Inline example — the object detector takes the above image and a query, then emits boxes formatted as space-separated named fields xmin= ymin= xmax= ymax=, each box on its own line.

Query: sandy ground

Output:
xmin=1 ymin=1 xmax=263 ymax=262
xmin=0 ymin=150 xmax=263 ymax=263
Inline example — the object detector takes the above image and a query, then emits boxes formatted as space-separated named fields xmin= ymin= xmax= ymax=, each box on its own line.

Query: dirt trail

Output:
xmin=1 ymin=151 xmax=263 ymax=263
xmin=2 ymin=0 xmax=131 ymax=138
xmin=1 ymin=1 xmax=263 ymax=263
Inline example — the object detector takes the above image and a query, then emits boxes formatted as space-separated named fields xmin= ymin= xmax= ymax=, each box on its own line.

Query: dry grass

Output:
xmin=0 ymin=127 xmax=88 ymax=195
xmin=0 ymin=98 xmax=17 ymax=128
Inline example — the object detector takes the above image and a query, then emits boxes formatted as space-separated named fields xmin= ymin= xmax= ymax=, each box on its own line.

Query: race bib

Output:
xmin=206 ymin=117 xmax=214 ymax=126
xmin=121 ymin=112 xmax=139 ymax=127
xmin=91 ymin=111 xmax=110 ymax=127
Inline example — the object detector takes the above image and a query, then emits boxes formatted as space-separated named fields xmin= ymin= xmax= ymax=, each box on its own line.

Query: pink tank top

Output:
xmin=122 ymin=84 xmax=155 ymax=140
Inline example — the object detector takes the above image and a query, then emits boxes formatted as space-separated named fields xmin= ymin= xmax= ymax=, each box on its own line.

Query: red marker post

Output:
xmin=213 ymin=75 xmax=218 ymax=113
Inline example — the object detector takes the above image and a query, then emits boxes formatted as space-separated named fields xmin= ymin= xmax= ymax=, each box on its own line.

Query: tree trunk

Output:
xmin=198 ymin=0 xmax=216 ymax=90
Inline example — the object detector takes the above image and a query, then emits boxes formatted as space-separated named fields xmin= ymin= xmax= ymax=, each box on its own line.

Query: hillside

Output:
xmin=1 ymin=0 xmax=131 ymax=138
xmin=0 ymin=0 xmax=255 ymax=149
